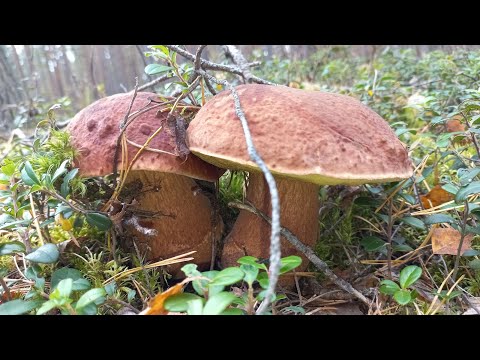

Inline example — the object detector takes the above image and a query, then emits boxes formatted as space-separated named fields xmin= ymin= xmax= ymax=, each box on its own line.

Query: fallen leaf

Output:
xmin=139 ymin=283 xmax=184 ymax=315
xmin=420 ymin=185 xmax=454 ymax=209
xmin=431 ymin=227 xmax=473 ymax=255
xmin=445 ymin=117 xmax=466 ymax=133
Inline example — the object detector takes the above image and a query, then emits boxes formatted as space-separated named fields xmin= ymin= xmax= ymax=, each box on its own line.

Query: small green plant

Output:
xmin=379 ymin=265 xmax=422 ymax=305
xmin=163 ymin=255 xmax=303 ymax=315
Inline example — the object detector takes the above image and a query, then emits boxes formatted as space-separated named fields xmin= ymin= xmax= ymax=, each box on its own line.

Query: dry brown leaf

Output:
xmin=445 ymin=117 xmax=466 ymax=132
xmin=431 ymin=227 xmax=473 ymax=255
xmin=420 ymin=185 xmax=454 ymax=209
xmin=140 ymin=282 xmax=184 ymax=315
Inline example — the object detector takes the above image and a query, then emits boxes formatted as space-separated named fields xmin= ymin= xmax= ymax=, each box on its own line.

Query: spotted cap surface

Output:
xmin=68 ymin=92 xmax=223 ymax=182
xmin=187 ymin=84 xmax=413 ymax=185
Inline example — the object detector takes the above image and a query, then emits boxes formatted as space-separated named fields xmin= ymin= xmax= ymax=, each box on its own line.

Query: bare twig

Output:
xmin=0 ymin=276 xmax=11 ymax=301
xmin=165 ymin=45 xmax=274 ymax=85
xmin=194 ymin=69 xmax=280 ymax=315
xmin=137 ymin=73 xmax=171 ymax=92
xmin=452 ymin=201 xmax=469 ymax=282
xmin=222 ymin=45 xmax=255 ymax=83
xmin=112 ymin=78 xmax=139 ymax=187
xmin=229 ymin=201 xmax=372 ymax=307
xmin=107 ymin=298 xmax=140 ymax=314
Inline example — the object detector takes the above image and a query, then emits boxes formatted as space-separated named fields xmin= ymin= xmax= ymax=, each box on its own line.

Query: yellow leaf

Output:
xmin=55 ymin=213 xmax=73 ymax=231
xmin=431 ymin=227 xmax=473 ymax=255
xmin=420 ymin=185 xmax=454 ymax=209
xmin=140 ymin=283 xmax=184 ymax=315
xmin=368 ymin=90 xmax=374 ymax=97
xmin=216 ymin=84 xmax=223 ymax=91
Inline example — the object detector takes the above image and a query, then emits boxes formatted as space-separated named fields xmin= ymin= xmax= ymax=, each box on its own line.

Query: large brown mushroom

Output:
xmin=187 ymin=84 xmax=413 ymax=282
xmin=67 ymin=92 xmax=224 ymax=274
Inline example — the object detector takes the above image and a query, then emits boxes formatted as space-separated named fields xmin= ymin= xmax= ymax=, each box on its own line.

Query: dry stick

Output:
xmin=0 ymin=276 xmax=11 ymax=301
xmin=195 ymin=69 xmax=281 ymax=315
xmin=230 ymin=202 xmax=371 ymax=307
xmin=112 ymin=78 xmax=139 ymax=188
xmin=452 ymin=201 xmax=469 ymax=283
xmin=165 ymin=45 xmax=273 ymax=85
xmin=222 ymin=45 xmax=255 ymax=82
xmin=137 ymin=73 xmax=171 ymax=92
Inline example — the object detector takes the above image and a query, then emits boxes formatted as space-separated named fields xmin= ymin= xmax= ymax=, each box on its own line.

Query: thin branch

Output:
xmin=112 ymin=78 xmax=139 ymax=187
xmin=203 ymin=77 xmax=217 ymax=96
xmin=452 ymin=201 xmax=469 ymax=282
xmin=222 ymin=45 xmax=255 ymax=83
xmin=194 ymin=69 xmax=280 ymax=315
xmin=0 ymin=276 xmax=11 ymax=301
xmin=229 ymin=202 xmax=372 ymax=307
xmin=137 ymin=73 xmax=171 ymax=92
xmin=165 ymin=45 xmax=274 ymax=85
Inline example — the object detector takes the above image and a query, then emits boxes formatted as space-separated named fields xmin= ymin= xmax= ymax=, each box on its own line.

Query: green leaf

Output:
xmin=279 ymin=255 xmax=302 ymax=274
xmin=144 ymin=64 xmax=172 ymax=75
xmin=181 ymin=263 xmax=201 ymax=278
xmin=76 ymin=288 xmax=107 ymax=310
xmin=164 ymin=293 xmax=202 ymax=312
xmin=424 ymin=214 xmax=456 ymax=225
xmin=401 ymin=216 xmax=426 ymax=230
xmin=36 ymin=300 xmax=57 ymax=315
xmin=209 ymin=267 xmax=244 ymax=287
xmin=455 ymin=181 xmax=480 ymax=203
xmin=399 ymin=265 xmax=422 ymax=289
xmin=360 ymin=236 xmax=386 ymax=252
xmin=54 ymin=278 xmax=73 ymax=299
xmin=463 ymin=249 xmax=480 ymax=256
xmin=186 ymin=298 xmax=204 ymax=315
xmin=104 ymin=281 xmax=116 ymax=296
xmin=20 ymin=161 xmax=41 ymax=186
xmin=468 ymin=259 xmax=480 ymax=270
xmin=25 ymin=265 xmax=45 ymax=290
xmin=393 ymin=244 xmax=414 ymax=253
xmin=85 ymin=212 xmax=112 ymax=231
xmin=257 ymin=272 xmax=269 ymax=289
xmin=203 ymin=292 xmax=237 ymax=315
xmin=379 ymin=280 xmax=401 ymax=295
xmin=193 ymin=270 xmax=223 ymax=297
xmin=0 ymin=299 xmax=44 ymax=315
xmin=0 ymin=241 xmax=25 ymax=255
xmin=125 ymin=288 xmax=136 ymax=302
xmin=61 ymin=168 xmax=78 ymax=197
xmin=51 ymin=159 xmax=69 ymax=183
xmin=240 ymin=264 xmax=258 ymax=286
xmin=76 ymin=302 xmax=98 ymax=315
xmin=237 ymin=256 xmax=268 ymax=270
xmin=459 ymin=168 xmax=480 ymax=186
xmin=221 ymin=308 xmax=244 ymax=315
xmin=1 ymin=162 xmax=15 ymax=177
xmin=442 ymin=183 xmax=459 ymax=195
xmin=394 ymin=290 xmax=412 ymax=305
xmin=51 ymin=267 xmax=91 ymax=291
xmin=24 ymin=243 xmax=59 ymax=264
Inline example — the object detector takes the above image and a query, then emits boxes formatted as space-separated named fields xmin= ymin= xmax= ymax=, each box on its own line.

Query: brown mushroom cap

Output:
xmin=67 ymin=92 xmax=222 ymax=182
xmin=187 ymin=84 xmax=413 ymax=184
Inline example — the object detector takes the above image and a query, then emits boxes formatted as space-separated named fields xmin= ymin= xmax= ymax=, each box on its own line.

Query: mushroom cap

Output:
xmin=187 ymin=84 xmax=413 ymax=185
xmin=68 ymin=92 xmax=223 ymax=182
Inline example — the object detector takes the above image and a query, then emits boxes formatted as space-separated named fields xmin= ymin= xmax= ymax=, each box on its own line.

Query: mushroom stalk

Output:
xmin=123 ymin=170 xmax=223 ymax=276
xmin=222 ymin=172 xmax=320 ymax=278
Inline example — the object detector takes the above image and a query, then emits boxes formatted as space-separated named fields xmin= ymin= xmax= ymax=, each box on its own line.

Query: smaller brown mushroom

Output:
xmin=187 ymin=84 xmax=413 ymax=285
xmin=67 ymin=92 xmax=224 ymax=275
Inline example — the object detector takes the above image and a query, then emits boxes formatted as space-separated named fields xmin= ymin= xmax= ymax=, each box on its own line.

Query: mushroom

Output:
xmin=67 ymin=92 xmax=224 ymax=275
xmin=187 ymin=84 xmax=413 ymax=282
